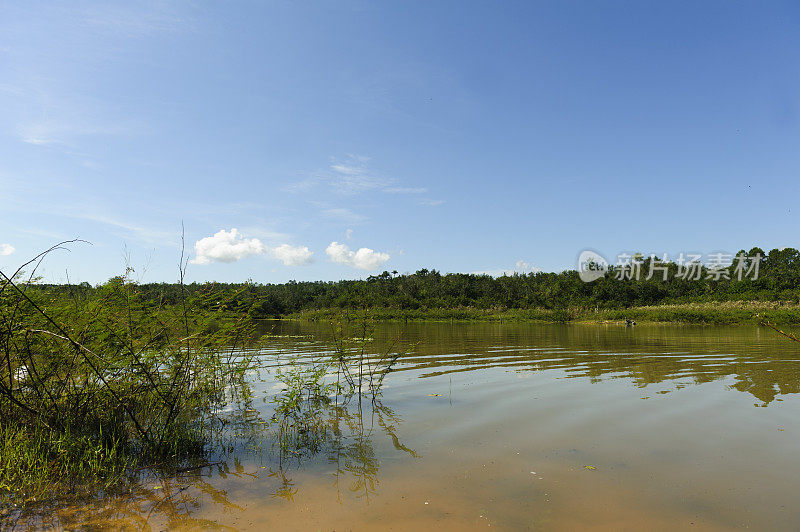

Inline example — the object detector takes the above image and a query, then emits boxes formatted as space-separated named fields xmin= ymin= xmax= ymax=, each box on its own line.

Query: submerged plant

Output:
xmin=265 ymin=316 xmax=417 ymax=500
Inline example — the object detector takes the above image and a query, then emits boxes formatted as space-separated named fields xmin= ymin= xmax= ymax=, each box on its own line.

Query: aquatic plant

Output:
xmin=265 ymin=316 xmax=416 ymax=500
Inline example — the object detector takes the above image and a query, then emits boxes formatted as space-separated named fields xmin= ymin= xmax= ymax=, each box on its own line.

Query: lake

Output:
xmin=41 ymin=322 xmax=800 ymax=530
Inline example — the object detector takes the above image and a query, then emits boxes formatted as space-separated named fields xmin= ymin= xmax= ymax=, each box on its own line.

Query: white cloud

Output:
xmin=326 ymin=241 xmax=390 ymax=270
xmin=191 ymin=228 xmax=266 ymax=265
xmin=191 ymin=229 xmax=315 ymax=267
xmin=322 ymin=208 xmax=367 ymax=224
xmin=420 ymin=198 xmax=445 ymax=206
xmin=517 ymin=260 xmax=541 ymax=274
xmin=0 ymin=243 xmax=15 ymax=256
xmin=328 ymin=155 xmax=390 ymax=194
xmin=21 ymin=136 xmax=52 ymax=146
xmin=385 ymin=187 xmax=427 ymax=194
xmin=287 ymin=155 xmax=428 ymax=199
xmin=471 ymin=268 xmax=516 ymax=277
xmin=472 ymin=260 xmax=540 ymax=277
xmin=345 ymin=228 xmax=353 ymax=240
xmin=271 ymin=244 xmax=314 ymax=266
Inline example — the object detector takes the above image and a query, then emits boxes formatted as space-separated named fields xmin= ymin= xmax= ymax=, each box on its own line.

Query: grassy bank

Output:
xmin=291 ymin=301 xmax=800 ymax=325
xmin=0 ymin=260 xmax=263 ymax=511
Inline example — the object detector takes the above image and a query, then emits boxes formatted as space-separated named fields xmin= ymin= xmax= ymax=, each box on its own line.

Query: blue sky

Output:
xmin=1 ymin=1 xmax=799 ymax=284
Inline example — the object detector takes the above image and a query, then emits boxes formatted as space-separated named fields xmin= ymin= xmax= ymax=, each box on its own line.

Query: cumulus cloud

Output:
xmin=271 ymin=244 xmax=314 ymax=266
xmin=191 ymin=228 xmax=315 ymax=267
xmin=191 ymin=228 xmax=266 ymax=264
xmin=326 ymin=241 xmax=390 ymax=270
xmin=472 ymin=260 xmax=540 ymax=277
xmin=0 ymin=244 xmax=15 ymax=256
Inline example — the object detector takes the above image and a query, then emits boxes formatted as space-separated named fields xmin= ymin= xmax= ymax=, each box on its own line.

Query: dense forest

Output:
xmin=23 ymin=246 xmax=800 ymax=318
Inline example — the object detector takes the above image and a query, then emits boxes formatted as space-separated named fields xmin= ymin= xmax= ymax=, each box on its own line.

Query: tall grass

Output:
xmin=293 ymin=301 xmax=800 ymax=325
xmin=0 ymin=244 xmax=263 ymax=508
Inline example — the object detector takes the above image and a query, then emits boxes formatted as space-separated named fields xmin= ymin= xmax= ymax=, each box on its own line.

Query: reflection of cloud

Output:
xmin=326 ymin=241 xmax=389 ymax=270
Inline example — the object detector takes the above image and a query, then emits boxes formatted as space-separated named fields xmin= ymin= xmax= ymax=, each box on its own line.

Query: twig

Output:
xmin=756 ymin=314 xmax=800 ymax=343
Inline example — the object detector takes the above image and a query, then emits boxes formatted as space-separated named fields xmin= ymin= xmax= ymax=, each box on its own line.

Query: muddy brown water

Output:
xmin=14 ymin=322 xmax=800 ymax=530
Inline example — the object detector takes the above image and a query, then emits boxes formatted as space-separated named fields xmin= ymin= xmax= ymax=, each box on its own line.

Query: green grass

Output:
xmin=291 ymin=301 xmax=800 ymax=325
xmin=1 ymin=261 xmax=264 ymax=512
xmin=0 ymin=423 xmax=133 ymax=508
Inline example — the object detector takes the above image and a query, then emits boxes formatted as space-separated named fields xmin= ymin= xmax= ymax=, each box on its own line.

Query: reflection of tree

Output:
xmin=269 ymin=389 xmax=416 ymax=503
xmin=265 ymin=320 xmax=418 ymax=501
xmin=16 ymin=464 xmax=247 ymax=530
xmin=288 ymin=321 xmax=800 ymax=406
xmin=10 ymin=324 xmax=417 ymax=528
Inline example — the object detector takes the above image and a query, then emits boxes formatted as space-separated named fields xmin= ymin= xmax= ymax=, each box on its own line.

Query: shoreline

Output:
xmin=284 ymin=302 xmax=800 ymax=326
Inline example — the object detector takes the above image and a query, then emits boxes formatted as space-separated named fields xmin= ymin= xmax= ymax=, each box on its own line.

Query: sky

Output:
xmin=1 ymin=1 xmax=799 ymax=284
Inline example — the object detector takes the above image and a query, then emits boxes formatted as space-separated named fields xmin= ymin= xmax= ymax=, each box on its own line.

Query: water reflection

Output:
xmin=268 ymin=322 xmax=800 ymax=406
xmin=14 ymin=465 xmax=246 ymax=530
xmin=9 ymin=322 xmax=800 ymax=530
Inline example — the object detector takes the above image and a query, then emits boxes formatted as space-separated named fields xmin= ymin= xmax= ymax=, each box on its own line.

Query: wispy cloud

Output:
xmin=81 ymin=3 xmax=192 ymax=36
xmin=73 ymin=213 xmax=176 ymax=244
xmin=1 ymin=3 xmax=181 ymax=155
xmin=287 ymin=154 xmax=429 ymax=198
xmin=328 ymin=155 xmax=391 ymax=194
xmin=15 ymin=104 xmax=144 ymax=150
xmin=419 ymin=198 xmax=444 ymax=206
xmin=326 ymin=241 xmax=390 ymax=270
xmin=385 ymin=186 xmax=427 ymax=194
xmin=322 ymin=208 xmax=367 ymax=224
xmin=0 ymin=244 xmax=15 ymax=256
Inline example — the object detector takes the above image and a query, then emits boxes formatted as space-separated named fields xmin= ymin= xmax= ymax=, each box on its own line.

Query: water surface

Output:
xmin=37 ymin=322 xmax=800 ymax=530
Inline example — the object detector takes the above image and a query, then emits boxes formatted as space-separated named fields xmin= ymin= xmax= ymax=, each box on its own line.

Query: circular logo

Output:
xmin=577 ymin=250 xmax=609 ymax=282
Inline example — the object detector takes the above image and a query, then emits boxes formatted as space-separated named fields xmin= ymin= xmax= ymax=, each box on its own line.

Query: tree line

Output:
xmin=25 ymin=246 xmax=800 ymax=318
